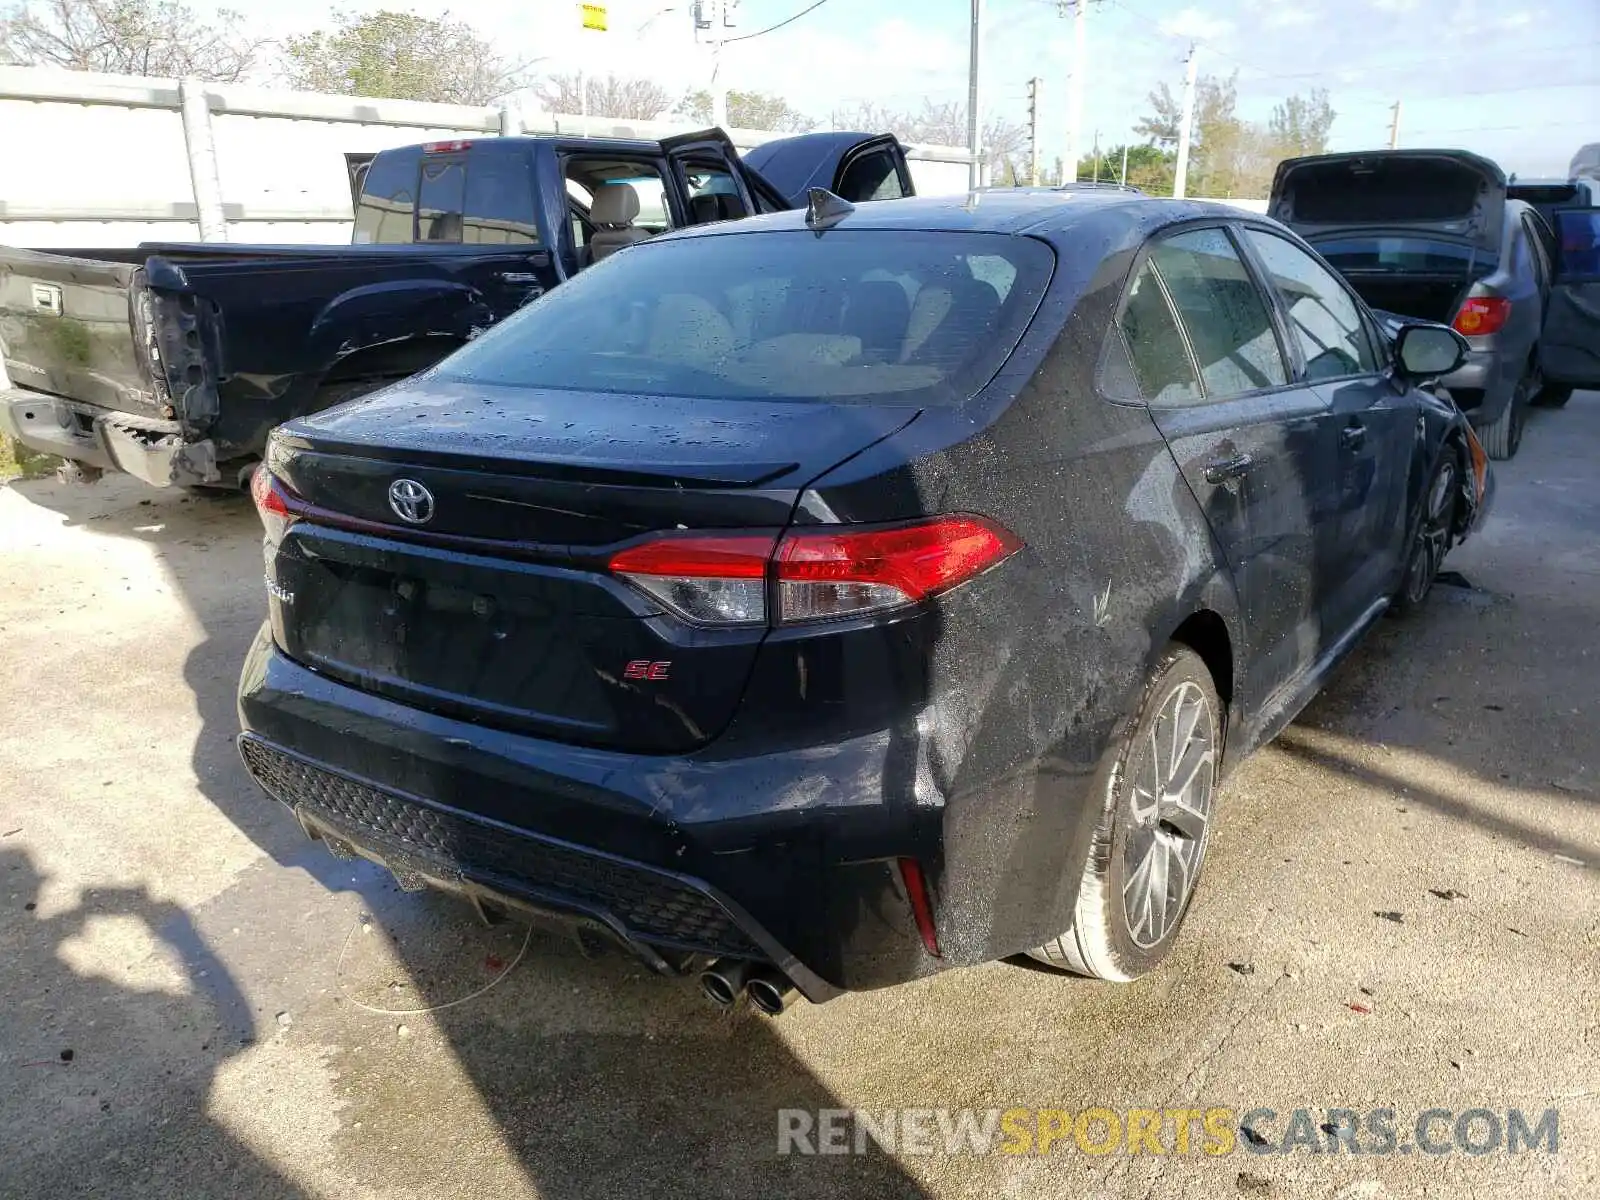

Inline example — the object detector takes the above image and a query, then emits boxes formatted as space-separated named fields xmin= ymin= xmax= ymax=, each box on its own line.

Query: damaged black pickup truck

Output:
xmin=0 ymin=128 xmax=912 ymax=487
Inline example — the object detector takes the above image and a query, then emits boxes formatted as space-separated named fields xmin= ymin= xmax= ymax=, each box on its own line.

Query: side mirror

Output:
xmin=1395 ymin=323 xmax=1469 ymax=380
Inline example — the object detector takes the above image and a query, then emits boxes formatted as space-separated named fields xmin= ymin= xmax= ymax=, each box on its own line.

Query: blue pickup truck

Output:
xmin=0 ymin=128 xmax=911 ymax=487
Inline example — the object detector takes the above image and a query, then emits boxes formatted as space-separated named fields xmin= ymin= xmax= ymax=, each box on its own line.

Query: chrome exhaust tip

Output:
xmin=745 ymin=968 xmax=798 ymax=1016
xmin=698 ymin=958 xmax=752 ymax=1008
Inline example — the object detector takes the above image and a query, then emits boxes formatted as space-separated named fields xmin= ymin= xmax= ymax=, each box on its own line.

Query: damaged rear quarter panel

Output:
xmin=791 ymin=229 xmax=1243 ymax=970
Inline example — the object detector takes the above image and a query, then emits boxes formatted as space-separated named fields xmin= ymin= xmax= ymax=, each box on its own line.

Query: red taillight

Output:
xmin=608 ymin=534 xmax=777 ymax=625
xmin=776 ymin=516 xmax=1021 ymax=622
xmin=1452 ymin=296 xmax=1510 ymax=337
xmin=606 ymin=516 xmax=1021 ymax=627
xmin=250 ymin=464 xmax=297 ymax=547
xmin=898 ymin=859 xmax=942 ymax=958
xmin=423 ymin=140 xmax=472 ymax=154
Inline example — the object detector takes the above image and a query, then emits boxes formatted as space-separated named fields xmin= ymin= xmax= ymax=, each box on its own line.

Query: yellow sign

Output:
xmin=581 ymin=3 xmax=607 ymax=31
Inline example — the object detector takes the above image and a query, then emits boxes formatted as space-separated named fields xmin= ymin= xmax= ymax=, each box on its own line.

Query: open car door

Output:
xmin=1541 ymin=207 xmax=1600 ymax=393
xmin=739 ymin=131 xmax=915 ymax=208
xmin=659 ymin=128 xmax=787 ymax=224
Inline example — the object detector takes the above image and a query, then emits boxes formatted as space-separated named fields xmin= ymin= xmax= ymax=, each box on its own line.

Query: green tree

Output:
xmin=1076 ymin=143 xmax=1176 ymax=192
xmin=0 ymin=0 xmax=263 ymax=80
xmin=1135 ymin=71 xmax=1290 ymax=198
xmin=676 ymin=89 xmax=816 ymax=132
xmin=283 ymin=10 xmax=529 ymax=105
xmin=1268 ymin=88 xmax=1337 ymax=158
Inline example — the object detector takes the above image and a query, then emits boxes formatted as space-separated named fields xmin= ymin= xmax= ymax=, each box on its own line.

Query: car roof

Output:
xmin=740 ymin=131 xmax=886 ymax=202
xmin=657 ymin=191 xmax=1249 ymax=243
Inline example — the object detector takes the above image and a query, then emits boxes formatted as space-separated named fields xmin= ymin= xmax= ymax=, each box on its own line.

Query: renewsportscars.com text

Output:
xmin=776 ymin=1106 xmax=1560 ymax=1157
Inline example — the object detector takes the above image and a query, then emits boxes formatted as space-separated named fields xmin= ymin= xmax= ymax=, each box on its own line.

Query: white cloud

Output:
xmin=1157 ymin=6 xmax=1235 ymax=41
xmin=1264 ymin=7 xmax=1318 ymax=28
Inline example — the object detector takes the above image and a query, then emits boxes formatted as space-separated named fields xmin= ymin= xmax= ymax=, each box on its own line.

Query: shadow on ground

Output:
xmin=3 ymin=476 xmax=932 ymax=1199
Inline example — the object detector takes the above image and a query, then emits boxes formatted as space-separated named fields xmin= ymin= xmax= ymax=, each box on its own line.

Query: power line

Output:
xmin=725 ymin=0 xmax=834 ymax=43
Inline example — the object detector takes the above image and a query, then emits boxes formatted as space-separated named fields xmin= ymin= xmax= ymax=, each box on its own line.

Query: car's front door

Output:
xmin=1237 ymin=224 xmax=1410 ymax=645
xmin=1127 ymin=225 xmax=1330 ymax=712
xmin=1541 ymin=207 xmax=1600 ymax=391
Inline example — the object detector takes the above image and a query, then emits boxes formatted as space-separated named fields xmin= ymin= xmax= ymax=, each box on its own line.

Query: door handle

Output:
xmin=1340 ymin=424 xmax=1366 ymax=451
xmin=1204 ymin=453 xmax=1254 ymax=484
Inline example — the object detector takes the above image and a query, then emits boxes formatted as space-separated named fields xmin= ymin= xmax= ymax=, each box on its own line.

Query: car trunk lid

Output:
xmin=1269 ymin=150 xmax=1507 ymax=254
xmin=265 ymin=376 xmax=919 ymax=754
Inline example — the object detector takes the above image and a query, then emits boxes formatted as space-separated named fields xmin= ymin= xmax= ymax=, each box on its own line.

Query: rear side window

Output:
xmin=1242 ymin=228 xmax=1378 ymax=380
xmin=837 ymin=148 xmax=910 ymax=203
xmin=353 ymin=149 xmax=419 ymax=244
xmin=418 ymin=157 xmax=467 ymax=242
xmin=463 ymin=153 xmax=540 ymax=245
xmin=437 ymin=230 xmax=1054 ymax=406
xmin=1103 ymin=260 xmax=1202 ymax=405
xmin=1149 ymin=228 xmax=1288 ymax=398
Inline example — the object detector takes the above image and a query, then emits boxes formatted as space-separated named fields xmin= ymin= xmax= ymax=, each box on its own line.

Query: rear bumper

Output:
xmin=1439 ymin=345 xmax=1519 ymax=425
xmin=235 ymin=624 xmax=1026 ymax=997
xmin=0 ymin=388 xmax=219 ymax=486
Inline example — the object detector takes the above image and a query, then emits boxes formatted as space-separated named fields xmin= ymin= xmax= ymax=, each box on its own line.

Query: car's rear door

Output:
xmin=831 ymin=136 xmax=914 ymax=202
xmin=1236 ymin=224 xmax=1410 ymax=643
xmin=1115 ymin=224 xmax=1330 ymax=712
xmin=660 ymin=128 xmax=766 ymax=222
xmin=1541 ymin=207 xmax=1600 ymax=390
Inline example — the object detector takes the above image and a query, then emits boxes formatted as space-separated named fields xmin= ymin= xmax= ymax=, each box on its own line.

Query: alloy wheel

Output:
xmin=1121 ymin=680 xmax=1217 ymax=949
xmin=1405 ymin=458 xmax=1458 ymax=606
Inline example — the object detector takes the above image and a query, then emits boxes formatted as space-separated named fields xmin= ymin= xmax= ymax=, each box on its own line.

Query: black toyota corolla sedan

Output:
xmin=238 ymin=190 xmax=1490 ymax=1012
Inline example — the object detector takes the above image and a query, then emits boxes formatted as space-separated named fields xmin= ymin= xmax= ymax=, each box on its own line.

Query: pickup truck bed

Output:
xmin=2 ymin=127 xmax=912 ymax=487
xmin=1 ymin=240 xmax=553 ymax=486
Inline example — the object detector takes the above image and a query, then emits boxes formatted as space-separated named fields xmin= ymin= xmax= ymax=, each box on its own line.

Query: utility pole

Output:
xmin=1172 ymin=44 xmax=1199 ymax=199
xmin=1119 ymin=143 xmax=1129 ymax=186
xmin=967 ymin=0 xmax=985 ymax=191
xmin=1388 ymin=100 xmax=1403 ymax=150
xmin=1027 ymin=77 xmax=1042 ymax=186
xmin=695 ymin=0 xmax=732 ymax=128
xmin=1092 ymin=129 xmax=1101 ymax=182
xmin=1058 ymin=0 xmax=1089 ymax=182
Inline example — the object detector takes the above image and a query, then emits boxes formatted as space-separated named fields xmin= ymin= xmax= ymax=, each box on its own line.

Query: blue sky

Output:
xmin=236 ymin=0 xmax=1598 ymax=179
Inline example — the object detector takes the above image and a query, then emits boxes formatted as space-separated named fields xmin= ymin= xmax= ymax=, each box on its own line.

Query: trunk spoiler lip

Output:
xmin=271 ymin=434 xmax=804 ymax=489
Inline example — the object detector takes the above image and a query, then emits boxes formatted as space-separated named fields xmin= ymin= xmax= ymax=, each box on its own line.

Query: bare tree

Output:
xmin=538 ymin=72 xmax=674 ymax=120
xmin=675 ymin=89 xmax=815 ymax=132
xmin=831 ymin=99 xmax=1025 ymax=179
xmin=0 ymin=0 xmax=264 ymax=80
xmin=283 ymin=10 xmax=530 ymax=105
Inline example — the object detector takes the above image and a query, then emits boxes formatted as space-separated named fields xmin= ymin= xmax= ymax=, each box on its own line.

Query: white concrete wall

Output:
xmin=0 ymin=66 xmax=973 ymax=248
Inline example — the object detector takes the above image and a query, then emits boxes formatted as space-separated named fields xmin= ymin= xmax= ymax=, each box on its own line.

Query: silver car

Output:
xmin=1270 ymin=150 xmax=1600 ymax=459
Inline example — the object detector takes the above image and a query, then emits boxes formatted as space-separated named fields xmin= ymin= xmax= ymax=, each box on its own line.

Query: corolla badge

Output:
xmin=388 ymin=478 xmax=434 ymax=524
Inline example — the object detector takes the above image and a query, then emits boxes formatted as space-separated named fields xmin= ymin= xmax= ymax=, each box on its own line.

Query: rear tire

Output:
xmin=1533 ymin=383 xmax=1573 ymax=409
xmin=1028 ymin=646 xmax=1221 ymax=981
xmin=1477 ymin=376 xmax=1527 ymax=461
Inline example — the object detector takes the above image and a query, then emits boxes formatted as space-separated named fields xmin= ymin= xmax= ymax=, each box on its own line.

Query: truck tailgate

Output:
xmin=0 ymin=248 xmax=159 ymax=413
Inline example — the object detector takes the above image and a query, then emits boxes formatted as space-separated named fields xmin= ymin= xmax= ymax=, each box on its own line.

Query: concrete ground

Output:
xmin=1 ymin=397 xmax=1595 ymax=1200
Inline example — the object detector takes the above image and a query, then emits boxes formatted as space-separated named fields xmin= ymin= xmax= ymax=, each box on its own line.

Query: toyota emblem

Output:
xmin=388 ymin=478 xmax=434 ymax=524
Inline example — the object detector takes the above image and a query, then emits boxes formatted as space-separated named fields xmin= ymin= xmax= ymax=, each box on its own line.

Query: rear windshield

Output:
xmin=1508 ymin=184 xmax=1579 ymax=207
xmin=436 ymin=230 xmax=1054 ymax=405
xmin=1311 ymin=236 xmax=1483 ymax=274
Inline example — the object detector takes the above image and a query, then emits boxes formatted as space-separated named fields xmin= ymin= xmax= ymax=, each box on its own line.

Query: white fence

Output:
xmin=0 ymin=66 xmax=975 ymax=248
